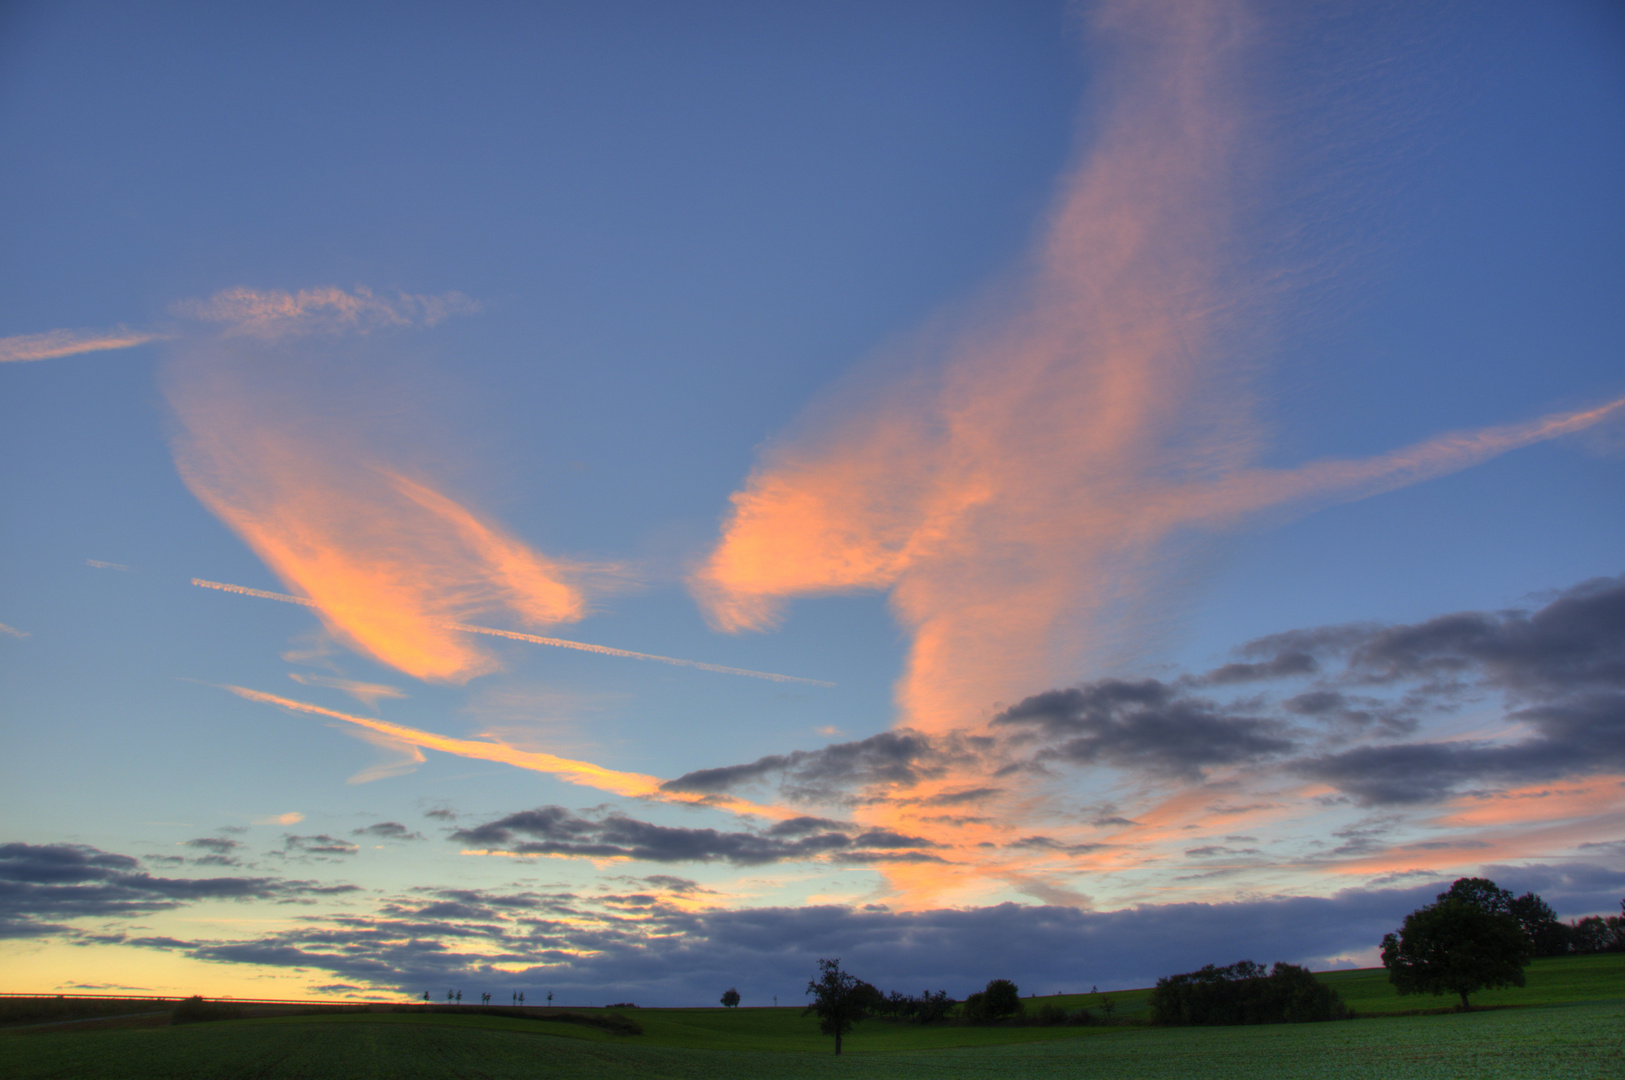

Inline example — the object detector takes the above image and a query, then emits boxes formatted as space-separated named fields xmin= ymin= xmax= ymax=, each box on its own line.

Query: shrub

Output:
xmin=875 ymin=989 xmax=956 ymax=1024
xmin=958 ymin=979 xmax=1025 ymax=1024
xmin=1150 ymin=961 xmax=1347 ymax=1025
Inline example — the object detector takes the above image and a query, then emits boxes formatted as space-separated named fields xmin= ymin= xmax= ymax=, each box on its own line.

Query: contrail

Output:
xmin=446 ymin=622 xmax=834 ymax=686
xmin=191 ymin=577 xmax=833 ymax=687
xmin=194 ymin=579 xmax=319 ymax=606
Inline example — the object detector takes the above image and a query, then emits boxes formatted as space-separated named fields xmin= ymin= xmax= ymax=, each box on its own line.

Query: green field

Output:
xmin=4 ymin=955 xmax=1620 ymax=1079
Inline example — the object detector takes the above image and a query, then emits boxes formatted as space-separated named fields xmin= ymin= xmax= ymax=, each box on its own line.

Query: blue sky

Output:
xmin=2 ymin=0 xmax=1622 ymax=1004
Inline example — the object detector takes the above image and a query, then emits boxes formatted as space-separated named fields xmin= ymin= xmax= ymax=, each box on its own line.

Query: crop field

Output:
xmin=3 ymin=955 xmax=1620 ymax=1079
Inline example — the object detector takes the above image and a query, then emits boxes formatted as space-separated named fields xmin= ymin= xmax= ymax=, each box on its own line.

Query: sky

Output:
xmin=1 ymin=0 xmax=1622 ymax=1006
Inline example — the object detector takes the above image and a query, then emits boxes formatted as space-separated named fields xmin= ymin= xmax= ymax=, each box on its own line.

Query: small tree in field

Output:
xmin=1382 ymin=878 xmax=1533 ymax=1010
xmin=720 ymin=987 xmax=741 ymax=1008
xmin=804 ymin=958 xmax=881 ymax=1054
xmin=981 ymin=979 xmax=1023 ymax=1020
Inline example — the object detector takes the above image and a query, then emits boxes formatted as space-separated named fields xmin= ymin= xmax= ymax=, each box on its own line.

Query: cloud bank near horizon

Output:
xmin=647 ymin=573 xmax=1625 ymax=907
xmin=5 ymin=839 xmax=1619 ymax=1004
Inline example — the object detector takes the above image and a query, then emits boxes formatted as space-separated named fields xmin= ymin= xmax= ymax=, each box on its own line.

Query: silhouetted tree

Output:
xmin=1149 ymin=961 xmax=1345 ymax=1025
xmin=981 ymin=979 xmax=1023 ymax=1020
xmin=1510 ymin=891 xmax=1570 ymax=956
xmin=720 ymin=987 xmax=741 ymax=1008
xmin=1438 ymin=877 xmax=1516 ymax=916
xmin=1382 ymin=877 xmax=1533 ymax=1010
xmin=804 ymin=958 xmax=881 ymax=1054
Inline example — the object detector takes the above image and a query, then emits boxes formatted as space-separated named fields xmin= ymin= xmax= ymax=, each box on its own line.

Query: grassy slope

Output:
xmin=1 ymin=999 xmax=1620 ymax=1079
xmin=3 ymin=954 xmax=1620 ymax=1078
xmin=0 ymin=999 xmax=179 ymax=1028
xmin=1320 ymin=953 xmax=1625 ymax=1014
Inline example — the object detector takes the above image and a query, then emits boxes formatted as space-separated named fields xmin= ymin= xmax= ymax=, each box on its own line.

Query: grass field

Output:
xmin=3 ymin=954 xmax=1620 ymax=1079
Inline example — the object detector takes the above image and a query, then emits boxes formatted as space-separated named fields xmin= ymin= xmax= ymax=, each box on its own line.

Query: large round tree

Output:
xmin=1381 ymin=879 xmax=1534 ymax=1010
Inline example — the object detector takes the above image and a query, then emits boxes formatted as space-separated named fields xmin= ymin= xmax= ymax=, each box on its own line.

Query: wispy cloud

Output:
xmin=0 ymin=326 xmax=166 ymax=363
xmin=167 ymin=380 xmax=591 ymax=683
xmin=194 ymin=578 xmax=831 ymax=686
xmin=252 ymin=812 xmax=305 ymax=826
xmin=0 ymin=623 xmax=30 ymax=639
xmin=338 ymin=725 xmax=427 ymax=785
xmin=1176 ymin=395 xmax=1625 ymax=527
xmin=171 ymin=285 xmax=479 ymax=340
xmin=221 ymin=684 xmax=793 ymax=819
xmin=85 ymin=559 xmax=132 ymax=572
xmin=288 ymin=672 xmax=408 ymax=710
xmin=691 ymin=0 xmax=1623 ymax=747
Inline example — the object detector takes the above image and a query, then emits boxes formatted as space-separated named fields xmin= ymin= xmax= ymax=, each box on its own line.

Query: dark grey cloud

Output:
xmin=765 ymin=816 xmax=848 ymax=837
xmin=0 ymin=842 xmax=356 ymax=939
xmin=23 ymin=828 xmax=1599 ymax=1008
xmin=1237 ymin=574 xmax=1625 ymax=698
xmin=91 ymin=867 xmax=1619 ymax=1007
xmin=661 ymin=729 xmax=968 ymax=800
xmin=911 ymin=786 xmax=1003 ymax=807
xmin=1185 ymin=845 xmax=1260 ymax=858
xmin=282 ymin=834 xmax=360 ymax=858
xmin=450 ymin=807 xmax=940 ymax=867
xmin=353 ymin=822 xmax=423 ymax=841
xmin=993 ymin=680 xmax=1296 ymax=779
xmin=1203 ymin=651 xmax=1320 ymax=685
xmin=1007 ymin=836 xmax=1111 ymax=855
xmin=184 ymin=837 xmax=242 ymax=856
xmin=1299 ymin=691 xmax=1625 ymax=805
xmin=183 ymin=836 xmax=246 ymax=867
xmin=993 ymin=575 xmax=1625 ymax=804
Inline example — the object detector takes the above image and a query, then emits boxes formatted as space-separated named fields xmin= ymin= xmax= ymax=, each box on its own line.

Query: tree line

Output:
xmin=791 ymin=878 xmax=1620 ymax=1051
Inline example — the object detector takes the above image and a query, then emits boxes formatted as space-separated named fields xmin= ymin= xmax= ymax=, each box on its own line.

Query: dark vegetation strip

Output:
xmin=389 ymin=1004 xmax=643 ymax=1035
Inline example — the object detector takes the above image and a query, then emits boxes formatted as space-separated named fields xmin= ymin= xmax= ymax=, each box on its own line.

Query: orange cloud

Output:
xmin=224 ymin=685 xmax=796 ymax=820
xmin=693 ymin=0 xmax=1257 ymax=734
xmin=692 ymin=0 xmax=1623 ymax=744
xmin=0 ymin=326 xmax=166 ymax=362
xmin=1430 ymin=777 xmax=1625 ymax=830
xmin=226 ymin=685 xmax=667 ymax=797
xmin=169 ymin=352 xmax=588 ymax=682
